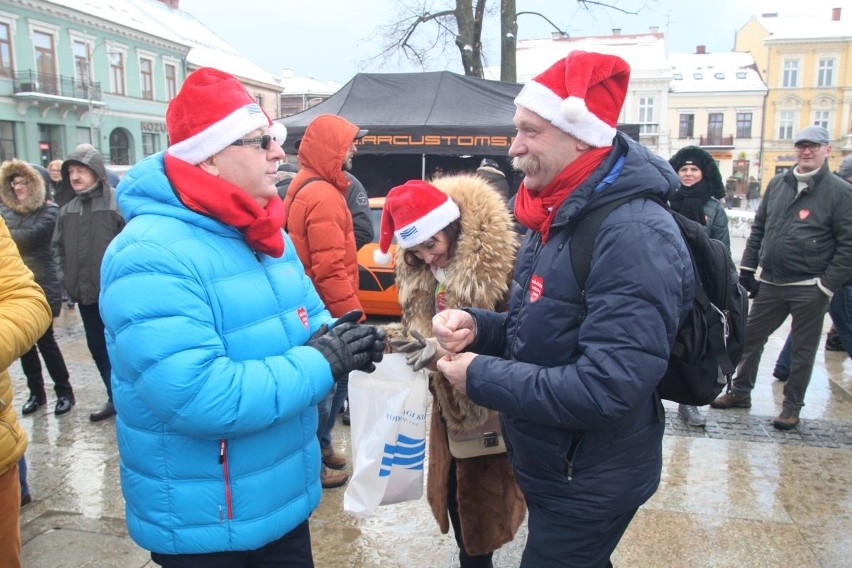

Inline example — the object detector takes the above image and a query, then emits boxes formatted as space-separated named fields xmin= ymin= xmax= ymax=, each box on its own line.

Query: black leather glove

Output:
xmin=389 ymin=330 xmax=437 ymax=371
xmin=307 ymin=309 xmax=364 ymax=343
xmin=359 ymin=326 xmax=386 ymax=374
xmin=738 ymin=270 xmax=760 ymax=298
xmin=307 ymin=322 xmax=381 ymax=381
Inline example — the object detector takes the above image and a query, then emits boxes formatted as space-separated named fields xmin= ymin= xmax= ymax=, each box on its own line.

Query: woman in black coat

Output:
xmin=0 ymin=159 xmax=74 ymax=415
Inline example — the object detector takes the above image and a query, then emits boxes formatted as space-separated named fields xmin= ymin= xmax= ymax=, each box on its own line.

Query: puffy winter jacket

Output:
xmin=283 ymin=115 xmax=362 ymax=317
xmin=466 ymin=133 xmax=695 ymax=521
xmin=0 ymin=217 xmax=51 ymax=476
xmin=0 ymin=159 xmax=63 ymax=314
xmin=100 ymin=153 xmax=334 ymax=554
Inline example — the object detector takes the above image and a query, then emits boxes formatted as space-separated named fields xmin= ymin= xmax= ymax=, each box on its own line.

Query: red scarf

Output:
xmin=164 ymin=152 xmax=285 ymax=257
xmin=514 ymin=146 xmax=612 ymax=243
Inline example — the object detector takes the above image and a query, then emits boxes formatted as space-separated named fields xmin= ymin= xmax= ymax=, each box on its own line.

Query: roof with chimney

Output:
xmin=55 ymin=0 xmax=279 ymax=87
xmin=668 ymin=51 xmax=767 ymax=93
xmin=750 ymin=7 xmax=850 ymax=42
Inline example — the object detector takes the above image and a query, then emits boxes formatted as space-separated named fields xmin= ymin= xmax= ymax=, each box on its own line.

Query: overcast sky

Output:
xmin=177 ymin=0 xmax=840 ymax=84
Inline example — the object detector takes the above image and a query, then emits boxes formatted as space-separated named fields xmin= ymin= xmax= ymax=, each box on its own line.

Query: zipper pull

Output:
xmin=219 ymin=439 xmax=225 ymax=464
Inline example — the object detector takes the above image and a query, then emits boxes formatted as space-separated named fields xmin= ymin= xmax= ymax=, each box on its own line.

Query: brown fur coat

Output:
xmin=394 ymin=173 xmax=526 ymax=555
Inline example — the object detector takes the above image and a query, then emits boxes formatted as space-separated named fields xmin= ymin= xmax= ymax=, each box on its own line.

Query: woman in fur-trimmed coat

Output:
xmin=378 ymin=174 xmax=526 ymax=566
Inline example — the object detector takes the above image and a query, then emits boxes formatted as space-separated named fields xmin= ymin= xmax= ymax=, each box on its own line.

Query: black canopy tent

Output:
xmin=278 ymin=71 xmax=522 ymax=157
xmin=276 ymin=71 xmax=523 ymax=195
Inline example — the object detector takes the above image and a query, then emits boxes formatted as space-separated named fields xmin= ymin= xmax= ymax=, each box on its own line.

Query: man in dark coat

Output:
xmin=475 ymin=158 xmax=511 ymax=202
xmin=433 ymin=51 xmax=695 ymax=567
xmin=54 ymin=147 xmax=125 ymax=422
xmin=712 ymin=126 xmax=852 ymax=430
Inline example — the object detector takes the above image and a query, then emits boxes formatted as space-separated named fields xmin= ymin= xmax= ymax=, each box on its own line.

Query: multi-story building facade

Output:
xmin=668 ymin=49 xmax=767 ymax=202
xmin=736 ymin=7 xmax=851 ymax=183
xmin=1 ymin=0 xmax=280 ymax=168
xmin=279 ymin=68 xmax=340 ymax=118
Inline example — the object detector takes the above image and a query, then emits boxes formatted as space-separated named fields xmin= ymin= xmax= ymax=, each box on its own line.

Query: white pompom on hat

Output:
xmin=373 ymin=180 xmax=460 ymax=265
xmin=514 ymin=50 xmax=631 ymax=148
xmin=166 ymin=67 xmax=274 ymax=164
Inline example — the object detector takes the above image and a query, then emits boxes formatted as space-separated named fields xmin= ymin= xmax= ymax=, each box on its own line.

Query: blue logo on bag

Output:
xmin=379 ymin=434 xmax=425 ymax=477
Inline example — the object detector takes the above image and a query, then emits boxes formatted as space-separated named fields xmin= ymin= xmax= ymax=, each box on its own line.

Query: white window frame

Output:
xmin=781 ymin=59 xmax=799 ymax=88
xmin=163 ymin=57 xmax=179 ymax=100
xmin=816 ymin=57 xmax=835 ymax=87
xmin=812 ymin=110 xmax=830 ymax=130
xmin=106 ymin=42 xmax=128 ymax=96
xmin=777 ymin=110 xmax=796 ymax=140
xmin=137 ymin=50 xmax=156 ymax=100
xmin=28 ymin=21 xmax=60 ymax=79
xmin=68 ymin=32 xmax=95 ymax=84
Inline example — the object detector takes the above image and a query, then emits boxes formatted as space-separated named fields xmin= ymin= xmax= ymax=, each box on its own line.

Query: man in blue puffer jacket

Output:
xmin=99 ymin=67 xmax=384 ymax=567
xmin=434 ymin=52 xmax=695 ymax=567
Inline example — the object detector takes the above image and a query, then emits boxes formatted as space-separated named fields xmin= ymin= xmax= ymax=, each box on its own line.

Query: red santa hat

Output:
xmin=373 ymin=180 xmax=460 ymax=265
xmin=514 ymin=50 xmax=630 ymax=148
xmin=166 ymin=67 xmax=285 ymax=164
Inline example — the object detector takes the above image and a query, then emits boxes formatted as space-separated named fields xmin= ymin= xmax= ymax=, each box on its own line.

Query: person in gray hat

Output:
xmin=712 ymin=125 xmax=852 ymax=430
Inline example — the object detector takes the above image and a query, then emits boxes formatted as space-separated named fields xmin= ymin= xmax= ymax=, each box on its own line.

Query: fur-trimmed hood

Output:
xmin=0 ymin=159 xmax=46 ymax=214
xmin=395 ymin=173 xmax=518 ymax=430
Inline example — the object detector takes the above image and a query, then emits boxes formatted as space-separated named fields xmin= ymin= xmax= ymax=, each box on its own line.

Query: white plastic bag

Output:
xmin=344 ymin=353 xmax=428 ymax=518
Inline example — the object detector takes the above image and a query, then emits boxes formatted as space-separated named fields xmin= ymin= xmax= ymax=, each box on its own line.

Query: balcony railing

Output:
xmin=12 ymin=70 xmax=103 ymax=102
xmin=700 ymin=134 xmax=734 ymax=147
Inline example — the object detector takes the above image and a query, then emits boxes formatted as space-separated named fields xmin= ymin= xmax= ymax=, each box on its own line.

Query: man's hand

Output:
xmin=432 ymin=309 xmax=476 ymax=353
xmin=436 ymin=352 xmax=477 ymax=395
xmin=738 ymin=270 xmax=760 ymax=299
xmin=307 ymin=322 xmax=383 ymax=381
xmin=389 ymin=330 xmax=437 ymax=371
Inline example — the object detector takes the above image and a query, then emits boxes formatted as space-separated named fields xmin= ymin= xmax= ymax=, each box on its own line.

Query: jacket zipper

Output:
xmin=219 ymin=439 xmax=233 ymax=521
xmin=565 ymin=433 xmax=585 ymax=482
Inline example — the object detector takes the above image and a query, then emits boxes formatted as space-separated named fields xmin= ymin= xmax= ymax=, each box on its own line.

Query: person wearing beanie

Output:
xmin=0 ymin=159 xmax=75 ymax=417
xmin=98 ymin=67 xmax=384 ymax=565
xmin=54 ymin=145 xmax=125 ymax=422
xmin=667 ymin=145 xmax=731 ymax=428
xmin=475 ymin=157 xmax=511 ymax=202
xmin=712 ymin=125 xmax=852 ymax=431
xmin=378 ymin=175 xmax=525 ymax=567
xmin=282 ymin=114 xmax=369 ymax=490
xmin=433 ymin=50 xmax=695 ymax=566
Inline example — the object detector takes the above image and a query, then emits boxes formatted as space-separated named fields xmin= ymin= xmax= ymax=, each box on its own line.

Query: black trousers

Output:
xmin=78 ymin=302 xmax=112 ymax=400
xmin=151 ymin=520 xmax=313 ymax=568
xmin=20 ymin=322 xmax=73 ymax=399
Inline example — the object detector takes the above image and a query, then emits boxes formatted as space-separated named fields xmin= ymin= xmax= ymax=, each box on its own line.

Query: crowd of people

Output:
xmin=1 ymin=50 xmax=850 ymax=568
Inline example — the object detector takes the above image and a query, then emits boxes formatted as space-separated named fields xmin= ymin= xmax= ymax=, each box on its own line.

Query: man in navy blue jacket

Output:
xmin=433 ymin=51 xmax=695 ymax=567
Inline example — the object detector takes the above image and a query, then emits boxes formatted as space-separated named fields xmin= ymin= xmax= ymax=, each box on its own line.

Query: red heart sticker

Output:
xmin=798 ymin=209 xmax=810 ymax=220
xmin=297 ymin=307 xmax=308 ymax=328
xmin=530 ymin=275 xmax=543 ymax=302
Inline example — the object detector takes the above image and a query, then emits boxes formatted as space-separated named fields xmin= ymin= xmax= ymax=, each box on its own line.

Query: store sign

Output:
xmin=141 ymin=122 xmax=167 ymax=133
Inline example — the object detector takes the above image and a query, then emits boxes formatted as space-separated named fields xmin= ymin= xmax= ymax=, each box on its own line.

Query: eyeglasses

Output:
xmin=10 ymin=180 xmax=29 ymax=187
xmin=231 ymin=134 xmax=272 ymax=150
xmin=794 ymin=142 xmax=825 ymax=153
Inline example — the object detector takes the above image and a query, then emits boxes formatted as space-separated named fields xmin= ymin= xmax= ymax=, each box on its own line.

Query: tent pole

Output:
xmin=421 ymin=154 xmax=426 ymax=180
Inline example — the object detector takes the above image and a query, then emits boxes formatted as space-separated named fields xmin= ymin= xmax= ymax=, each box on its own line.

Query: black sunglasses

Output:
xmin=231 ymin=134 xmax=272 ymax=150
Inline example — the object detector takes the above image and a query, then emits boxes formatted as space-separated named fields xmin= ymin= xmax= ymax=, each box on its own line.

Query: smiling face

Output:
xmin=794 ymin=142 xmax=832 ymax=174
xmin=200 ymin=128 xmax=286 ymax=206
xmin=10 ymin=175 xmax=30 ymax=200
xmin=508 ymin=106 xmax=581 ymax=192
xmin=677 ymin=164 xmax=703 ymax=187
xmin=407 ymin=229 xmax=452 ymax=268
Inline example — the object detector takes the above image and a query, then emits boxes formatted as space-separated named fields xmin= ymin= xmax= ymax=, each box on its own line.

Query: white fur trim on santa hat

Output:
xmin=374 ymin=249 xmax=392 ymax=265
xmin=515 ymin=81 xmax=616 ymax=148
xmin=167 ymin=103 xmax=270 ymax=165
xmin=395 ymin=198 xmax=460 ymax=249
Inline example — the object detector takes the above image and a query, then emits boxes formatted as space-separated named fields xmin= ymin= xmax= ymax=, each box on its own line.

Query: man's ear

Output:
xmin=197 ymin=156 xmax=219 ymax=176
xmin=576 ymin=139 xmax=592 ymax=152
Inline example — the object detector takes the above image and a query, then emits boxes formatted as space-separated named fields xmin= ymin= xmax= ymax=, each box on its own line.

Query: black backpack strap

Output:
xmin=570 ymin=193 xmax=658 ymax=303
xmin=283 ymin=176 xmax=321 ymax=232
